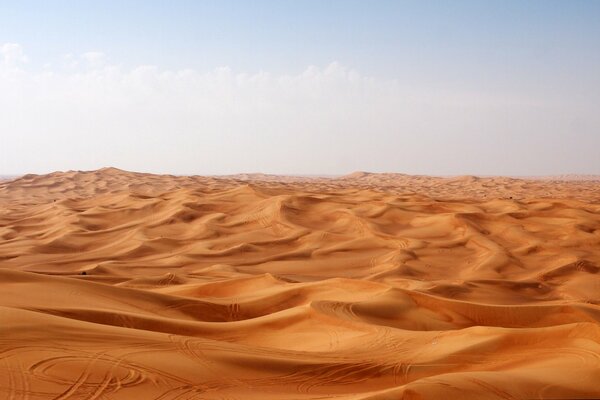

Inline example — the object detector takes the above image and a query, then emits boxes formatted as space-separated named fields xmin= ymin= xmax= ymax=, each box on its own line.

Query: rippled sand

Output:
xmin=1 ymin=168 xmax=599 ymax=399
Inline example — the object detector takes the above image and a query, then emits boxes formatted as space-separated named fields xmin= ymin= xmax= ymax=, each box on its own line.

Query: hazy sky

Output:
xmin=1 ymin=0 xmax=600 ymax=175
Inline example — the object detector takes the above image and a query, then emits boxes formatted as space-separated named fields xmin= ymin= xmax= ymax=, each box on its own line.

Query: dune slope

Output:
xmin=0 ymin=169 xmax=599 ymax=399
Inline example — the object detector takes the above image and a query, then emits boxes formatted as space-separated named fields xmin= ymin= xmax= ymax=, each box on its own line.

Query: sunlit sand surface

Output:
xmin=1 ymin=168 xmax=599 ymax=399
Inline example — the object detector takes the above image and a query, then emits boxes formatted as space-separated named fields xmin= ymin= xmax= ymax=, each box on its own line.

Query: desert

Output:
xmin=0 ymin=168 xmax=599 ymax=399
xmin=3 ymin=1 xmax=600 ymax=398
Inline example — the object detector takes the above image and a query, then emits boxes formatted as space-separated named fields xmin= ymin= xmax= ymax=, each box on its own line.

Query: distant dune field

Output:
xmin=0 ymin=168 xmax=599 ymax=399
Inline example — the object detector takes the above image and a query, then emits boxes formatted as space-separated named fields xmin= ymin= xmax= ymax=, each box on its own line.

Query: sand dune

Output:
xmin=0 ymin=169 xmax=599 ymax=399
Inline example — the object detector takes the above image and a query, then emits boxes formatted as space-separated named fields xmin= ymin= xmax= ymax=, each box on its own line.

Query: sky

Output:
xmin=1 ymin=0 xmax=600 ymax=176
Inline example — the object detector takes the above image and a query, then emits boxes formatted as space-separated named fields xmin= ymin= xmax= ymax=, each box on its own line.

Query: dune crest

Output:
xmin=0 ymin=168 xmax=599 ymax=399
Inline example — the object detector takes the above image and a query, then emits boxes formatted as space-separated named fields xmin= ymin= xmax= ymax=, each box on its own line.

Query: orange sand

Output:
xmin=0 ymin=168 xmax=599 ymax=399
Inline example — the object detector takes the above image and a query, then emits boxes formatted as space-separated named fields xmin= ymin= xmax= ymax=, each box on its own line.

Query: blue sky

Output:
xmin=1 ymin=1 xmax=600 ymax=175
xmin=4 ymin=1 xmax=600 ymax=76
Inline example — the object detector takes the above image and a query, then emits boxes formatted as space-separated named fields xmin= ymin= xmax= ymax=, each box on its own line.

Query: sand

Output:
xmin=0 ymin=168 xmax=599 ymax=399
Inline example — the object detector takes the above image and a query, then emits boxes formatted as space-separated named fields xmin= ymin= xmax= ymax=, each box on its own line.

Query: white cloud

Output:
xmin=61 ymin=53 xmax=79 ymax=69
xmin=1 ymin=43 xmax=598 ymax=175
xmin=0 ymin=43 xmax=28 ymax=67
xmin=60 ymin=51 xmax=106 ymax=69
xmin=81 ymin=51 xmax=106 ymax=67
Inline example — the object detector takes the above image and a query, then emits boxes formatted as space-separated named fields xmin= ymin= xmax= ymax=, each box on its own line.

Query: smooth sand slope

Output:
xmin=0 ymin=168 xmax=599 ymax=399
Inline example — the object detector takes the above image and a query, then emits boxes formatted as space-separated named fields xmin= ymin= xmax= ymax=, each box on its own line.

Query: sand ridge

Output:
xmin=0 ymin=168 xmax=599 ymax=399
